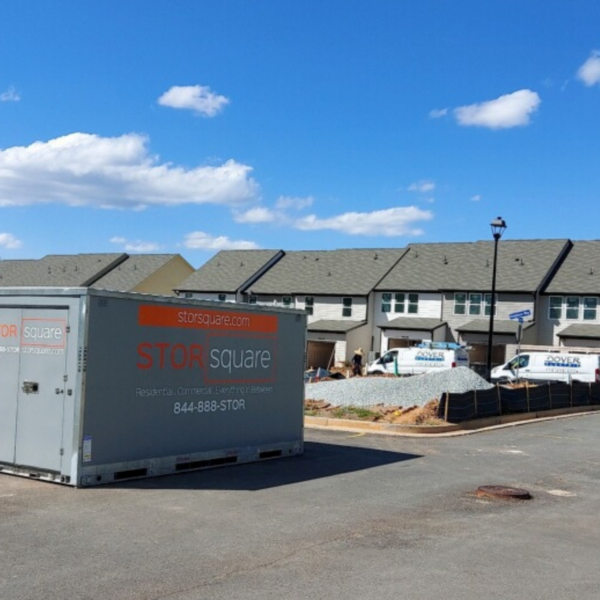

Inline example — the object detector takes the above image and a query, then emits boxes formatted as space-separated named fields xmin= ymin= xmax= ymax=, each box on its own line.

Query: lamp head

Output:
xmin=490 ymin=216 xmax=507 ymax=240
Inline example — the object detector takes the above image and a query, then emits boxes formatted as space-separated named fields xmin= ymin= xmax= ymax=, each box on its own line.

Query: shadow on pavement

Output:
xmin=107 ymin=441 xmax=422 ymax=491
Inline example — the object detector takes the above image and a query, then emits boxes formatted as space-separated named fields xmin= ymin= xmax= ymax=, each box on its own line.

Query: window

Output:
xmin=584 ymin=297 xmax=597 ymax=321
xmin=407 ymin=293 xmax=419 ymax=314
xmin=305 ymin=296 xmax=314 ymax=315
xmin=393 ymin=293 xmax=405 ymax=313
xmin=566 ymin=296 xmax=579 ymax=320
xmin=454 ymin=293 xmax=467 ymax=315
xmin=469 ymin=293 xmax=482 ymax=315
xmin=454 ymin=292 xmax=496 ymax=316
xmin=381 ymin=293 xmax=392 ymax=313
xmin=507 ymin=355 xmax=529 ymax=370
xmin=342 ymin=297 xmax=352 ymax=317
xmin=282 ymin=296 xmax=292 ymax=308
xmin=483 ymin=294 xmax=497 ymax=316
xmin=184 ymin=292 xmax=193 ymax=299
xmin=247 ymin=295 xmax=257 ymax=304
xmin=218 ymin=293 xmax=227 ymax=302
xmin=382 ymin=293 xmax=419 ymax=314
xmin=549 ymin=296 xmax=562 ymax=319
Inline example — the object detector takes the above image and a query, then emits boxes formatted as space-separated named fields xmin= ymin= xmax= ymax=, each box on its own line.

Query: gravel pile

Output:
xmin=305 ymin=367 xmax=493 ymax=408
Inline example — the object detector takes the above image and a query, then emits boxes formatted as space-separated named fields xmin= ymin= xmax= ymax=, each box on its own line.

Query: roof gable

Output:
xmin=248 ymin=248 xmax=406 ymax=296
xmin=176 ymin=250 xmax=283 ymax=293
xmin=377 ymin=240 xmax=570 ymax=293
xmin=0 ymin=253 xmax=127 ymax=287
xmin=91 ymin=254 xmax=183 ymax=292
xmin=544 ymin=240 xmax=600 ymax=295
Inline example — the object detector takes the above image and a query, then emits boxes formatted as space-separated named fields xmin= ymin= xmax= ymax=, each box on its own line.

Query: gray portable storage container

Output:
xmin=0 ymin=288 xmax=306 ymax=487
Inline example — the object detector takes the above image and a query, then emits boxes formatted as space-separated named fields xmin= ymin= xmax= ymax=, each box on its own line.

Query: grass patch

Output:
xmin=330 ymin=406 xmax=381 ymax=421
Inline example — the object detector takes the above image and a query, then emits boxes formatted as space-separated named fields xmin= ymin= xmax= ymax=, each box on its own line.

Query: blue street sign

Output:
xmin=509 ymin=309 xmax=531 ymax=320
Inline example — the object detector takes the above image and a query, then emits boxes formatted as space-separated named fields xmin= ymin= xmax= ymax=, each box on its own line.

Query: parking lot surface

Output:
xmin=2 ymin=414 xmax=600 ymax=600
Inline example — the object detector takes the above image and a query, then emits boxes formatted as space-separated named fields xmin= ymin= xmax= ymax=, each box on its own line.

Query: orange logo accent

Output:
xmin=138 ymin=305 xmax=278 ymax=333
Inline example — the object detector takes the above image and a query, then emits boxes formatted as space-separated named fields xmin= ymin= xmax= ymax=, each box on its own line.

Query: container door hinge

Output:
xmin=63 ymin=374 xmax=68 ymax=382
xmin=66 ymin=326 xmax=71 ymax=333
xmin=60 ymin=448 xmax=64 ymax=456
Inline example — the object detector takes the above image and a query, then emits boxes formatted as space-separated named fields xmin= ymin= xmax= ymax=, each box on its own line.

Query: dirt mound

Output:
xmin=305 ymin=398 xmax=445 ymax=426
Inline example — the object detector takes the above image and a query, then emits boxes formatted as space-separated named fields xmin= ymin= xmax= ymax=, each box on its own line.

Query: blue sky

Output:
xmin=1 ymin=1 xmax=599 ymax=267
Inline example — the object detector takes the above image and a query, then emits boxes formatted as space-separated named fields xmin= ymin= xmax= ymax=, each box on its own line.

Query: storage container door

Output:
xmin=14 ymin=309 xmax=69 ymax=472
xmin=0 ymin=308 xmax=21 ymax=465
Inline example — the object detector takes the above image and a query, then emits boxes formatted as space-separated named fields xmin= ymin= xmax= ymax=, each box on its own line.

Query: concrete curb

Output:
xmin=304 ymin=404 xmax=600 ymax=437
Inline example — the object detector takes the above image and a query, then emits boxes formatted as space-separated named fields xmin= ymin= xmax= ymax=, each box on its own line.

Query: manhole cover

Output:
xmin=476 ymin=485 xmax=532 ymax=500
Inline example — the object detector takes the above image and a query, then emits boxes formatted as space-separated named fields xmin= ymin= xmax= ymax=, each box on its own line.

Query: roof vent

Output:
xmin=486 ymin=259 xmax=490 ymax=267
xmin=374 ymin=253 xmax=378 ymax=260
xmin=414 ymin=251 xmax=419 ymax=258
xmin=590 ymin=267 xmax=594 ymax=275
xmin=240 ymin=262 xmax=244 ymax=267
xmin=520 ymin=259 xmax=524 ymax=266
xmin=315 ymin=257 xmax=319 ymax=261
xmin=443 ymin=255 xmax=448 ymax=265
xmin=328 ymin=271 xmax=331 ymax=276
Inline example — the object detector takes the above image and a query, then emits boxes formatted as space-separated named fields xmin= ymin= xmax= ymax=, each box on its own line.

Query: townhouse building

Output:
xmin=245 ymin=249 xmax=406 ymax=367
xmin=374 ymin=239 xmax=571 ymax=370
xmin=539 ymin=240 xmax=600 ymax=348
xmin=0 ymin=253 xmax=194 ymax=295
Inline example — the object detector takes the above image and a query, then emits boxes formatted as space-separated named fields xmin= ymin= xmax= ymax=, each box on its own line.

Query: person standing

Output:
xmin=351 ymin=348 xmax=364 ymax=376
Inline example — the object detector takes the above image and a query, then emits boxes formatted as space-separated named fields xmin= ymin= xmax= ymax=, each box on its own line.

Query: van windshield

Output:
xmin=507 ymin=355 xmax=529 ymax=370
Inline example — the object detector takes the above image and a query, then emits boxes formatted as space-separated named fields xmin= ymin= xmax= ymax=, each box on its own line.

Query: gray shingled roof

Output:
xmin=91 ymin=254 xmax=182 ymax=292
xmin=307 ymin=320 xmax=366 ymax=333
xmin=249 ymin=249 xmax=406 ymax=296
xmin=456 ymin=319 xmax=534 ymax=334
xmin=0 ymin=254 xmax=126 ymax=287
xmin=380 ymin=317 xmax=446 ymax=331
xmin=557 ymin=323 xmax=600 ymax=339
xmin=376 ymin=240 xmax=570 ymax=293
xmin=544 ymin=241 xmax=600 ymax=295
xmin=176 ymin=250 xmax=283 ymax=293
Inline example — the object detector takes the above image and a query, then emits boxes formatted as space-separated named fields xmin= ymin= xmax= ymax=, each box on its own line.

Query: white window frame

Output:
xmin=549 ymin=296 xmax=562 ymax=319
xmin=566 ymin=296 xmax=580 ymax=320
xmin=454 ymin=292 xmax=496 ymax=316
xmin=305 ymin=296 xmax=314 ymax=315
xmin=583 ymin=297 xmax=598 ymax=321
xmin=342 ymin=297 xmax=352 ymax=317
xmin=381 ymin=293 xmax=392 ymax=313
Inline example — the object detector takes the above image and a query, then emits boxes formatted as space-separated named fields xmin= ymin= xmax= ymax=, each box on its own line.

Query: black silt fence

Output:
xmin=439 ymin=381 xmax=600 ymax=423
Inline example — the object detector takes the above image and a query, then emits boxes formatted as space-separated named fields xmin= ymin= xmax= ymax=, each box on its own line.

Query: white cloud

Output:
xmin=158 ymin=85 xmax=230 ymax=116
xmin=110 ymin=236 xmax=160 ymax=252
xmin=454 ymin=89 xmax=541 ymax=129
xmin=429 ymin=108 xmax=448 ymax=119
xmin=233 ymin=207 xmax=277 ymax=224
xmin=0 ymin=233 xmax=22 ymax=249
xmin=183 ymin=231 xmax=259 ymax=250
xmin=408 ymin=180 xmax=435 ymax=193
xmin=577 ymin=50 xmax=600 ymax=86
xmin=0 ymin=132 xmax=258 ymax=208
xmin=275 ymin=195 xmax=314 ymax=210
xmin=0 ymin=86 xmax=20 ymax=102
xmin=294 ymin=206 xmax=433 ymax=237
xmin=471 ymin=194 xmax=482 ymax=202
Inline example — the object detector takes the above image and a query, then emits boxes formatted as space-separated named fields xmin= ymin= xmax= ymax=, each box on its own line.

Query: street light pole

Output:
xmin=486 ymin=217 xmax=507 ymax=380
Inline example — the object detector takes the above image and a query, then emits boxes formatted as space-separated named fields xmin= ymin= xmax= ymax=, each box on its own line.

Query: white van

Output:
xmin=367 ymin=343 xmax=469 ymax=376
xmin=491 ymin=352 xmax=600 ymax=383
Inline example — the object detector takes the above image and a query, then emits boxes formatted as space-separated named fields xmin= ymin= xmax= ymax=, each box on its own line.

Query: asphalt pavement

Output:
xmin=2 ymin=414 xmax=600 ymax=600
